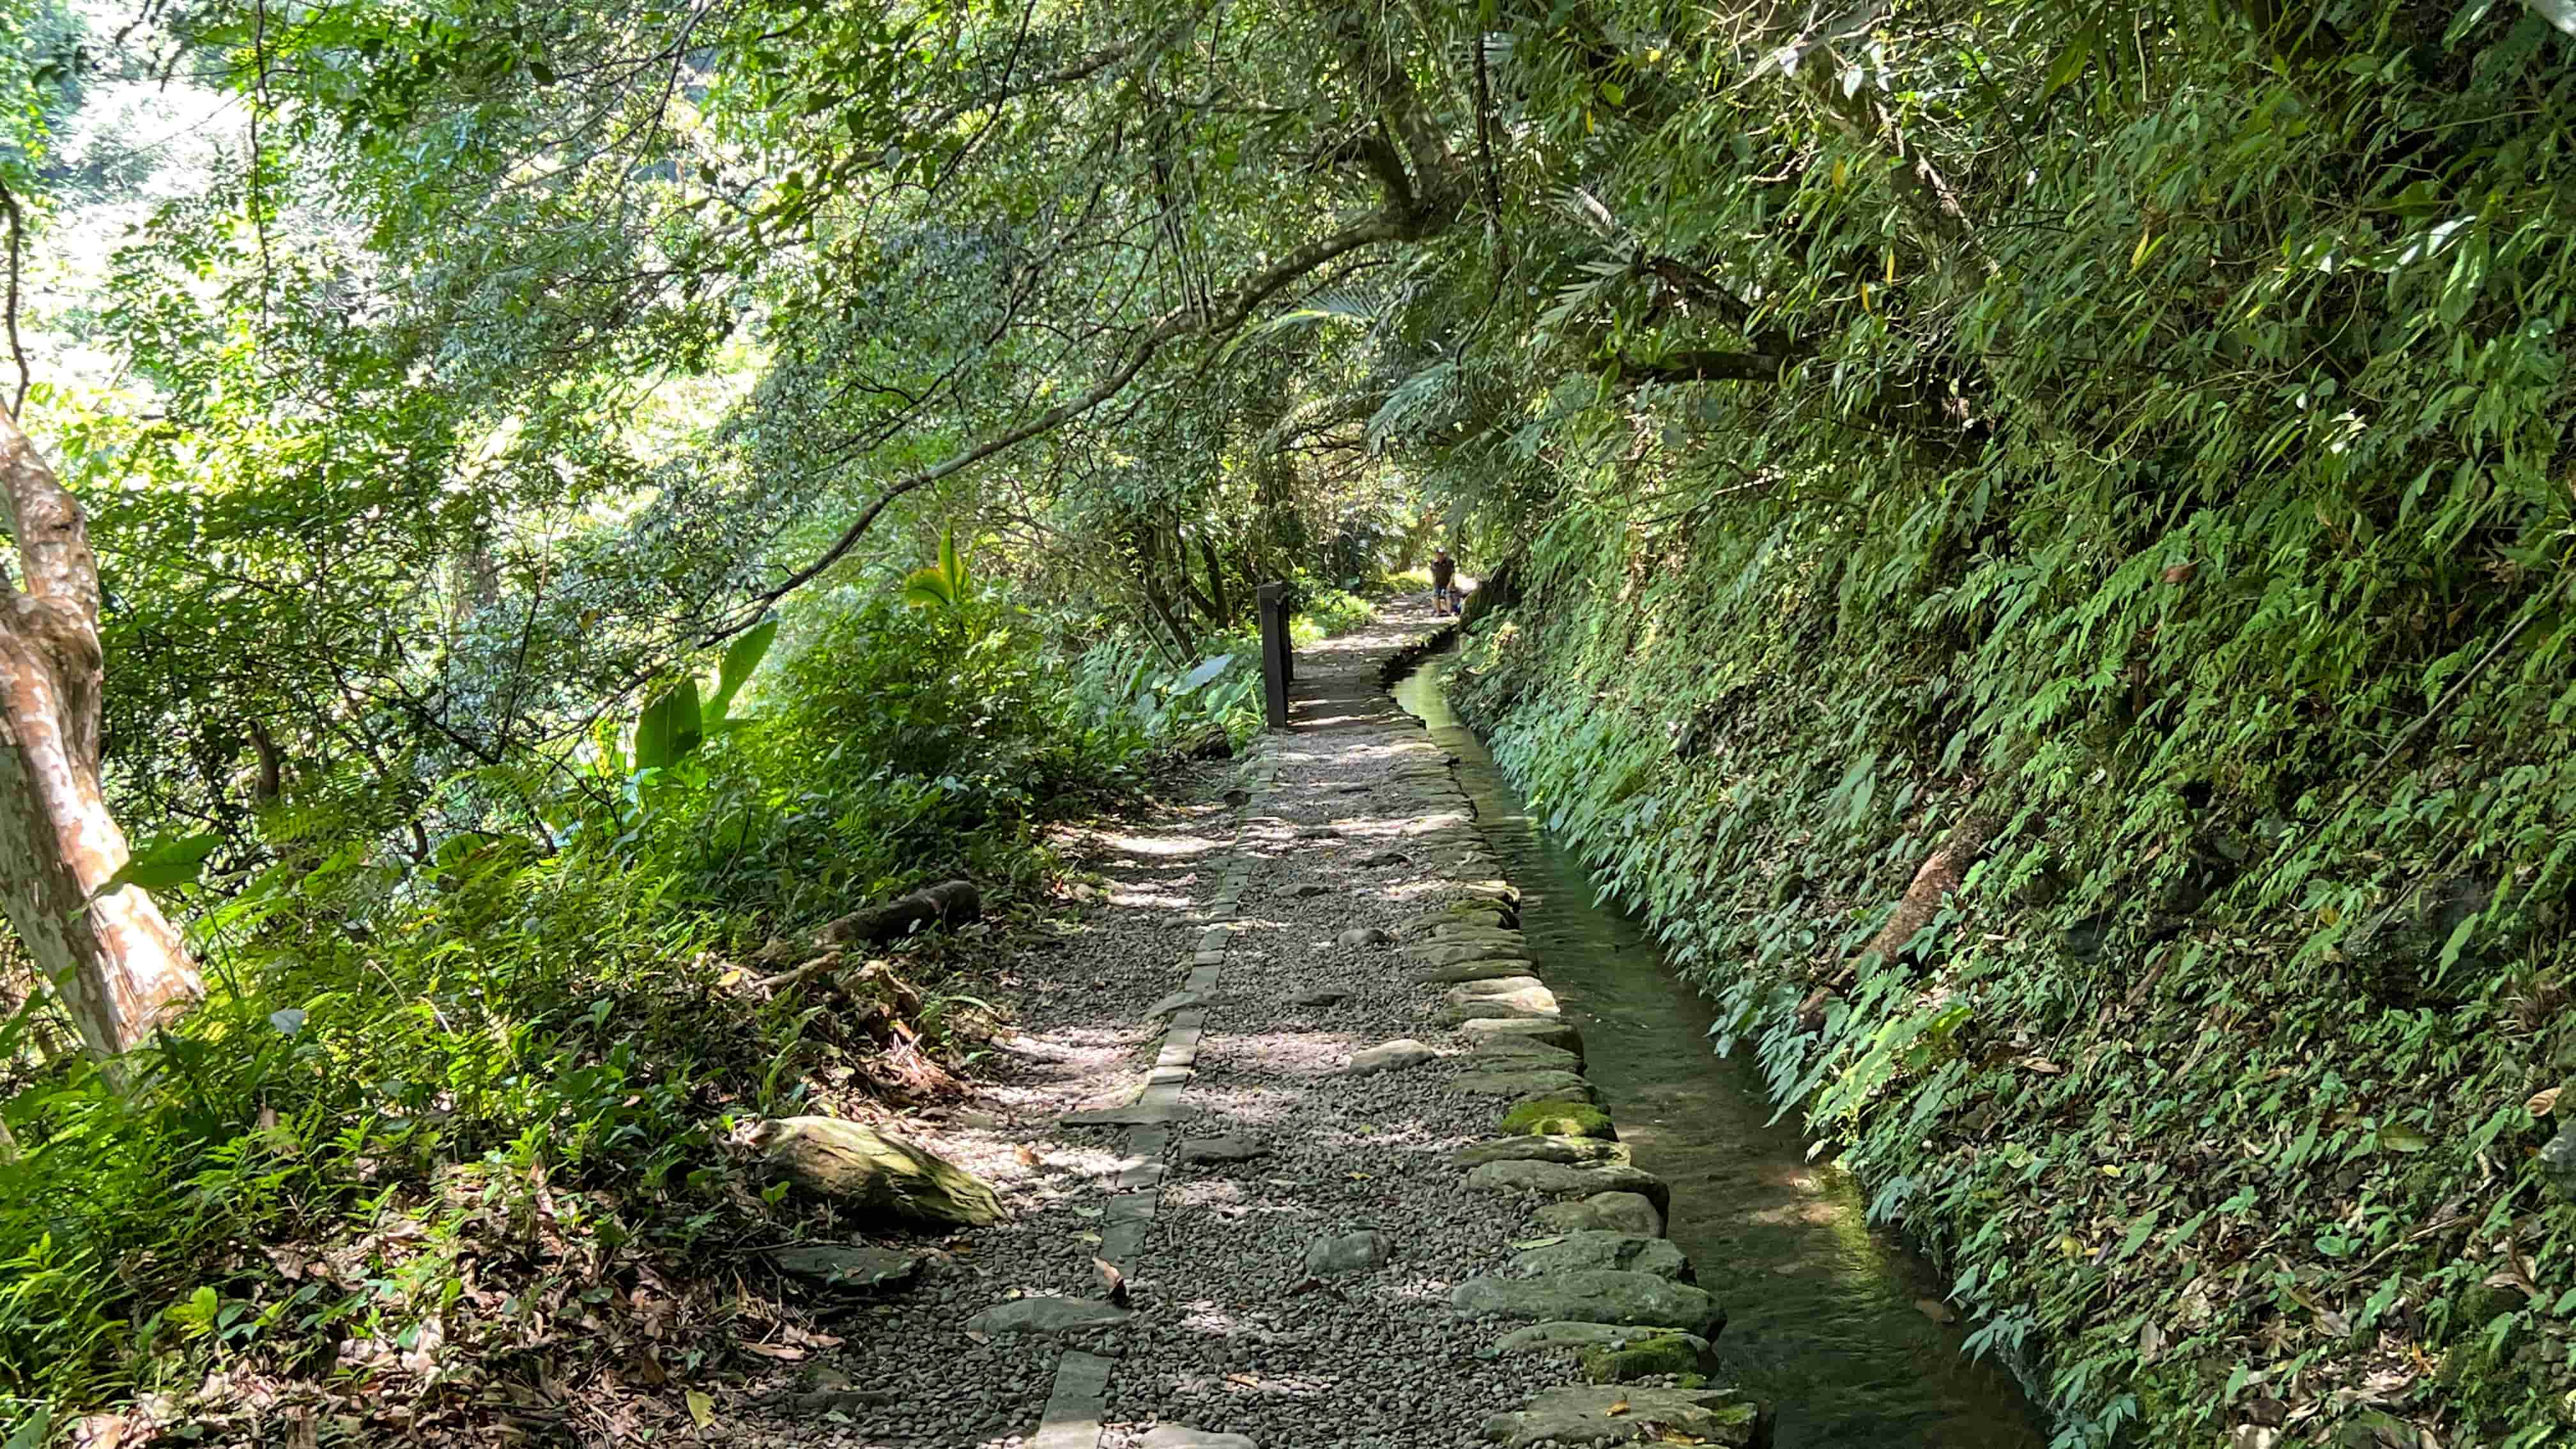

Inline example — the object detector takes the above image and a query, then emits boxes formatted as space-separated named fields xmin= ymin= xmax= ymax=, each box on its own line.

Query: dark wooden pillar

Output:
xmin=1256 ymin=581 xmax=1292 ymax=729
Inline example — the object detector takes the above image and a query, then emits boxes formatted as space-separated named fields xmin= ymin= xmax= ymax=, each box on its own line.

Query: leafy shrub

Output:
xmin=0 ymin=579 xmax=1178 ymax=1425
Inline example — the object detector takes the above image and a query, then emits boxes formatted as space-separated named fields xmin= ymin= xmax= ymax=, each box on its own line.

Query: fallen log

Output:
xmin=818 ymin=879 xmax=982 ymax=946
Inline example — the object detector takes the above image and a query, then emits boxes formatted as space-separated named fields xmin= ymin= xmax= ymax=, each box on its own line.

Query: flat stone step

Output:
xmin=1464 ymin=1160 xmax=1670 ymax=1213
xmin=964 ymin=1295 xmax=1131 ymax=1338
xmin=1140 ymin=1428 xmax=1259 ymax=1449
xmin=1506 ymin=1232 xmax=1690 ymax=1282
xmin=1060 ymin=1101 xmax=1193 ymax=1128
xmin=1451 ymin=1135 xmax=1631 ymax=1169
xmin=1499 ymin=1101 xmax=1617 ymax=1139
xmin=1467 ymin=1037 xmax=1582 ymax=1070
xmin=1448 ymin=1069 xmax=1597 ymax=1106
xmin=1490 ymin=1321 xmax=1711 ymax=1358
xmin=1460 ymin=1016 xmax=1581 ymax=1053
xmin=768 ymin=1244 xmax=926 ymax=1292
xmin=1537 ymin=1192 xmax=1664 ymax=1238
xmin=1450 ymin=1269 xmax=1721 ymax=1335
xmin=1449 ymin=972 xmax=1547 ymax=996
xmin=1480 ymin=1385 xmax=1761 ymax=1448
xmin=1342 ymin=1039 xmax=1440 ymax=1076
xmin=1422 ymin=924 xmax=1527 ymax=944
xmin=1402 ymin=940 xmax=1533 ymax=967
xmin=1446 ymin=997 xmax=1561 ymax=1023
xmin=1409 ymin=958 xmax=1540 ymax=985
xmin=1397 ymin=907 xmax=1515 ymax=938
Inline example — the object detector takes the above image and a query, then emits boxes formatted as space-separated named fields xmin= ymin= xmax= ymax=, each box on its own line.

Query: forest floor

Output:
xmin=723 ymin=595 xmax=1736 ymax=1449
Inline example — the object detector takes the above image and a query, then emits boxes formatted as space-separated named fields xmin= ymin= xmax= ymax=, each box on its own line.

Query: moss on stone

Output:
xmin=1499 ymin=1100 xmax=1616 ymax=1139
xmin=1577 ymin=1334 xmax=1704 ymax=1383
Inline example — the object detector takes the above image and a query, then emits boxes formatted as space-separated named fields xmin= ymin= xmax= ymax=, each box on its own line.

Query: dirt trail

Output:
xmin=740 ymin=597 xmax=1751 ymax=1449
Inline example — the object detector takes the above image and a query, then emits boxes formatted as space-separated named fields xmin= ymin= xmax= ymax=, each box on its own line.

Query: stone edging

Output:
xmin=1027 ymin=622 xmax=1767 ymax=1448
xmin=1388 ymin=647 xmax=1772 ymax=1448
xmin=1029 ymin=739 xmax=1287 ymax=1448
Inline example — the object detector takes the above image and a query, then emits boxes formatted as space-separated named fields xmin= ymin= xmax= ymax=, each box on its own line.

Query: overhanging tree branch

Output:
xmin=705 ymin=4 xmax=1463 ymax=643
xmin=1617 ymin=349 xmax=1793 ymax=384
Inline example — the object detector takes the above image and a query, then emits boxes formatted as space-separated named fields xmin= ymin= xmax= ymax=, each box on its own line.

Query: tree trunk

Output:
xmin=1199 ymin=535 xmax=1230 ymax=623
xmin=0 ymin=404 xmax=201 ymax=1057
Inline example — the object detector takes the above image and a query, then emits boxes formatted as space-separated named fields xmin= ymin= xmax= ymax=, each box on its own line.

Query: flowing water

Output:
xmin=1393 ymin=661 xmax=2051 ymax=1449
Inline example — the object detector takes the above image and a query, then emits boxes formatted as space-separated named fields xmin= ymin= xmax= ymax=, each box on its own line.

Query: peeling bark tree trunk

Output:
xmin=1797 ymin=808 xmax=1995 ymax=1032
xmin=0 ymin=404 xmax=201 ymax=1056
xmin=1859 ymin=810 xmax=1996 ymax=965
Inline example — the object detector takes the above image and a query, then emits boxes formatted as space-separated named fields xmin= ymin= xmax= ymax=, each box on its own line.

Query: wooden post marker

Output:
xmin=1256 ymin=581 xmax=1292 ymax=729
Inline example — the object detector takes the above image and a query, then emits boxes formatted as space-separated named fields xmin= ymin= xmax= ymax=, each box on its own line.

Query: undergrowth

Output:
xmin=0 ymin=579 xmax=1305 ymax=1436
xmin=1448 ymin=494 xmax=2576 ymax=1445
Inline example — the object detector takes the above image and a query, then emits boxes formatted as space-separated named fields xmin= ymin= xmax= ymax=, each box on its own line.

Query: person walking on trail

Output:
xmin=1430 ymin=548 xmax=1459 ymax=617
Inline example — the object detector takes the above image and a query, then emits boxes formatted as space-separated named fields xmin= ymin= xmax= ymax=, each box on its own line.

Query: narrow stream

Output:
xmin=1393 ymin=661 xmax=2050 ymax=1449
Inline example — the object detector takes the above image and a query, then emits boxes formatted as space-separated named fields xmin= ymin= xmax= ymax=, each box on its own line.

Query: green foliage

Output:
xmin=902 ymin=525 xmax=973 ymax=611
xmin=1381 ymin=6 xmax=2576 ymax=1445
xmin=0 ymin=577 xmax=1190 ymax=1421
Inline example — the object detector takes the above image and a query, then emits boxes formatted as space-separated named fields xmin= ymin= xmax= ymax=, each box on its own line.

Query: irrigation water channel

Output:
xmin=1392 ymin=658 xmax=2051 ymax=1449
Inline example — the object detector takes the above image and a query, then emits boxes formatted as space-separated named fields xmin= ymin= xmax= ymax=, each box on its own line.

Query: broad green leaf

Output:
xmin=635 ymin=679 xmax=704 ymax=771
xmin=902 ymin=567 xmax=958 ymax=609
xmin=1179 ymin=654 xmax=1234 ymax=692
xmin=709 ymin=616 xmax=779 ymax=719
xmin=2373 ymin=1121 xmax=2430 ymax=1154
xmin=95 ymin=832 xmax=222 ymax=897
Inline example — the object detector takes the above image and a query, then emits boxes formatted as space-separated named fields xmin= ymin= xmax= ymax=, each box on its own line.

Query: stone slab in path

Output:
xmin=1448 ymin=1068 xmax=1597 ymax=1105
xmin=767 ymin=1243 xmax=925 ymax=1292
xmin=1061 ymin=1101 xmax=1194 ymax=1128
xmin=1302 ymin=1229 xmax=1393 ymax=1276
xmin=1450 ymin=1270 xmax=1721 ymax=1334
xmin=1506 ymin=1232 xmax=1690 ymax=1281
xmin=1178 ymin=1133 xmax=1266 ymax=1165
xmin=1139 ymin=1428 xmax=1260 ymax=1448
xmin=1451 ymin=1135 xmax=1632 ymax=1168
xmin=1464 ymin=1160 xmax=1671 ymax=1212
xmin=1469 ymin=1036 xmax=1583 ymax=1070
xmin=1445 ymin=981 xmax=1560 ymax=1019
xmin=1411 ymin=938 xmax=1524 ymax=959
xmin=1341 ymin=1038 xmax=1440 ymax=1076
xmin=965 ymin=1295 xmax=1131 ymax=1338
xmin=1447 ymin=973 xmax=1549 ymax=999
xmin=1409 ymin=958 xmax=1541 ymax=985
xmin=1461 ymin=1016 xmax=1582 ymax=1052
xmin=1489 ymin=1321 xmax=1712 ymax=1358
xmin=1480 ymin=1385 xmax=1763 ymax=1448
xmin=1536 ymin=1192 xmax=1666 ymax=1237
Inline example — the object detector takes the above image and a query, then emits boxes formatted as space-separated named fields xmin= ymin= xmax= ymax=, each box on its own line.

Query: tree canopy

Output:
xmin=5 ymin=0 xmax=2576 ymax=1443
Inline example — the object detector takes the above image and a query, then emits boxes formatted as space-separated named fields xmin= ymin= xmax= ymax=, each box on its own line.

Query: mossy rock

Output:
xmin=1501 ymin=1101 xmax=1616 ymax=1139
xmin=760 ymin=1117 xmax=1002 ymax=1226
xmin=1578 ymin=1334 xmax=1705 ymax=1383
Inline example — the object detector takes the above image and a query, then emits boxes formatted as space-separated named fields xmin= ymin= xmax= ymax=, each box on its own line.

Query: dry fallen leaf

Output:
xmin=2137 ymin=1317 xmax=2167 ymax=1362
xmin=739 ymin=1342 xmax=804 ymax=1361
xmin=684 ymin=1390 xmax=715 ymax=1429
xmin=2527 ymin=1086 xmax=2562 ymax=1117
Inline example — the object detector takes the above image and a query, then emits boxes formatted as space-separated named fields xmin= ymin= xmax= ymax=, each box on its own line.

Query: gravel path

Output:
xmin=735 ymin=597 xmax=1754 ymax=1449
